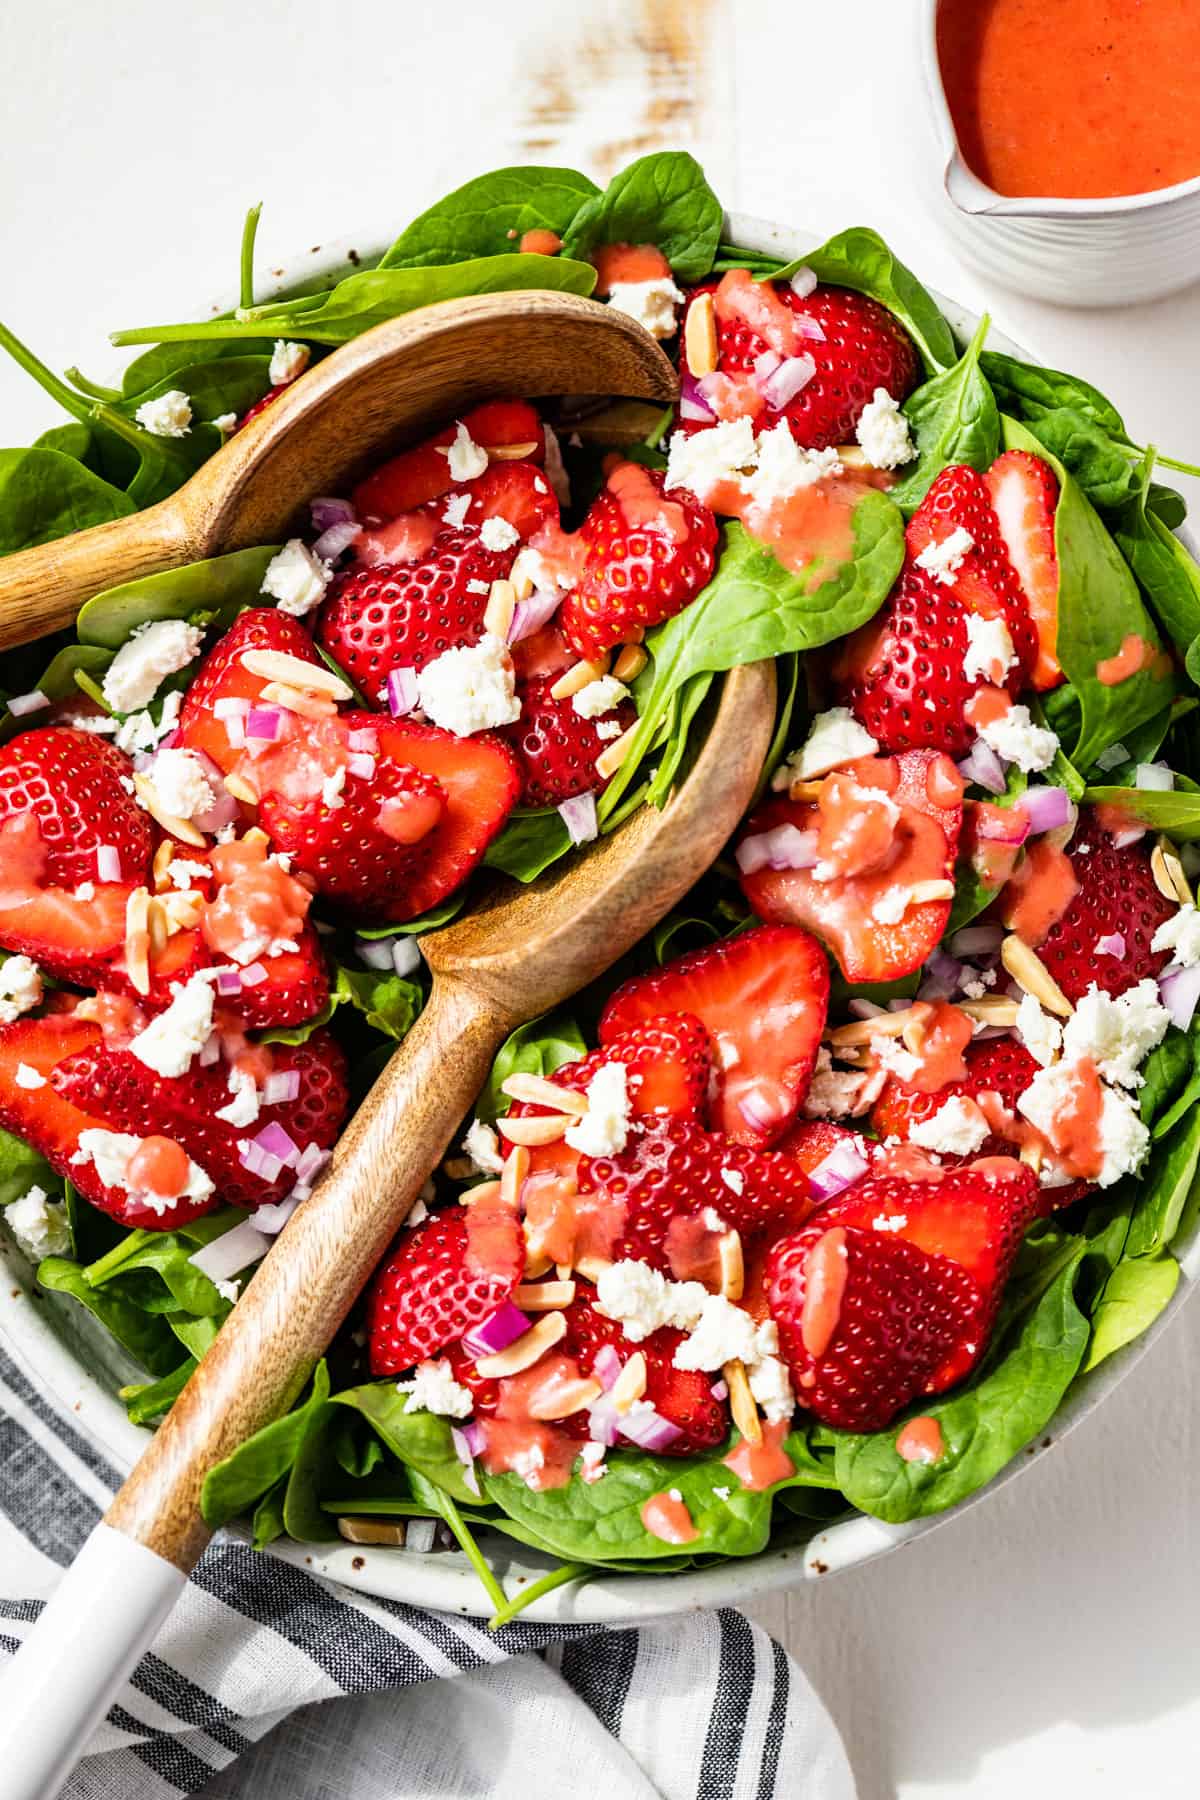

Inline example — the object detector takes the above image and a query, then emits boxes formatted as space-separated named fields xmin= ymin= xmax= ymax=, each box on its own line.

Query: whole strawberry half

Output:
xmin=0 ymin=1015 xmax=142 ymax=1223
xmin=599 ymin=923 xmax=829 ymax=1147
xmin=317 ymin=528 xmax=514 ymax=698
xmin=904 ymin=465 xmax=1040 ymax=684
xmin=0 ymin=727 xmax=152 ymax=889
xmin=177 ymin=607 xmax=330 ymax=776
xmin=1022 ymin=815 xmax=1175 ymax=1003
xmin=352 ymin=399 xmax=545 ymax=523
xmin=53 ymin=1028 xmax=348 ymax=1213
xmin=98 ymin=923 xmax=330 ymax=1032
xmin=680 ymin=274 xmax=920 ymax=450
xmin=559 ymin=464 xmax=718 ymax=661
xmin=502 ymin=676 xmax=635 ymax=807
xmin=368 ymin=1205 xmax=523 ymax=1376
xmin=985 ymin=450 xmax=1062 ymax=691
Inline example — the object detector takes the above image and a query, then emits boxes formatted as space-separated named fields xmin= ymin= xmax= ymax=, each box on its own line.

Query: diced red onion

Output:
xmin=462 ymin=1300 xmax=530 ymax=1358
xmin=761 ymin=353 xmax=817 ymax=410
xmin=739 ymin=1089 xmax=783 ymax=1133
xmin=347 ymin=728 xmax=379 ymax=754
xmin=253 ymin=1121 xmax=300 ymax=1167
xmin=752 ymin=349 xmax=782 ymax=381
xmin=225 ymin=714 xmax=246 ymax=749
xmin=249 ymin=1192 xmax=300 ymax=1234
xmin=735 ymin=824 xmax=818 ymax=875
xmin=238 ymin=1139 xmax=284 ymax=1183
xmin=216 ymin=968 xmax=244 ymax=996
xmin=788 ymin=266 xmax=818 ymax=299
xmin=262 ymin=1070 xmax=301 ymax=1105
xmin=461 ymin=1420 xmax=486 ymax=1456
xmin=214 ymin=697 xmax=250 ymax=719
xmin=507 ymin=589 xmax=561 ymax=644
xmin=7 ymin=690 xmax=48 ymax=717
xmin=312 ymin=520 xmax=361 ymax=563
xmin=356 ymin=937 xmax=397 ymax=972
xmin=593 ymin=1344 xmax=622 ymax=1391
xmin=405 ymin=1518 xmax=438 ymax=1553
xmin=239 ymin=962 xmax=268 ymax=988
xmin=157 ymin=729 xmax=180 ymax=752
xmin=386 ymin=667 xmax=419 ymax=718
xmin=245 ymin=707 xmax=283 ymax=741
xmin=950 ymin=924 xmax=1004 ymax=957
xmin=96 ymin=845 xmax=120 ymax=882
xmin=956 ymin=740 xmax=1008 ymax=795
xmin=618 ymin=1405 xmax=683 ymax=1452
xmin=808 ymin=1138 xmax=870 ymax=1201
xmin=310 ymin=495 xmax=357 ymax=532
xmin=1019 ymin=785 xmax=1072 ymax=834
xmin=710 ymin=1378 xmax=729 ymax=1401
xmin=679 ymin=367 xmax=716 ymax=422
xmin=1095 ymin=932 xmax=1126 ymax=959
xmin=199 ymin=1031 xmax=221 ymax=1066
xmin=1113 ymin=826 xmax=1147 ymax=849
xmin=392 ymin=938 xmax=420 ymax=977
xmin=450 ymin=1426 xmax=482 ymax=1498
xmin=587 ymin=1395 xmax=619 ymax=1447
xmin=1160 ymin=963 xmax=1200 ymax=1030
xmin=789 ymin=312 xmax=827 ymax=343
xmin=347 ymin=752 xmax=376 ymax=780
xmin=558 ymin=792 xmax=598 ymax=846
xmin=187 ymin=1220 xmax=272 ymax=1284
xmin=848 ymin=998 xmax=886 ymax=1020
xmin=293 ymin=1142 xmax=330 ymax=1184
xmin=919 ymin=946 xmax=963 ymax=1001
xmin=1136 ymin=762 xmax=1173 ymax=792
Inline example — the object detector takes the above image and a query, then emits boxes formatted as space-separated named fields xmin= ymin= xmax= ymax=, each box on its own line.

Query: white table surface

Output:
xmin=4 ymin=2 xmax=1200 ymax=1795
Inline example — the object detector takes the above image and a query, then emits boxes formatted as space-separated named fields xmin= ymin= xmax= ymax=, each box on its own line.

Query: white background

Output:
xmin=4 ymin=2 xmax=1200 ymax=1795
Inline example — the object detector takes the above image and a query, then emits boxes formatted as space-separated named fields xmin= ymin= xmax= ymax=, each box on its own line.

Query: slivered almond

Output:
xmin=907 ymin=879 xmax=955 ymax=905
xmin=836 ymin=445 xmax=872 ymax=471
xmin=787 ymin=778 xmax=827 ymax=802
xmin=483 ymin=579 xmax=516 ymax=639
xmin=240 ymin=649 xmax=352 ymax=699
xmin=595 ymin=722 xmax=639 ymax=780
xmin=529 ymin=1376 xmax=604 ymax=1420
xmin=124 ymin=887 xmax=151 ymax=996
xmin=259 ymin=680 xmax=338 ymax=720
xmin=610 ymin=1350 xmax=647 ymax=1413
xmin=514 ymin=1279 xmax=577 ymax=1310
xmin=132 ymin=773 xmax=207 ymax=848
xmin=497 ymin=1113 xmax=570 ymax=1146
xmin=162 ymin=891 xmax=205 ymax=932
xmin=488 ymin=440 xmax=541 ymax=461
xmin=1019 ymin=1140 xmax=1044 ymax=1173
xmin=1000 ymin=934 xmax=1073 ymax=1018
xmin=550 ymin=656 xmax=609 ymax=700
xmin=723 ymin=1358 xmax=762 ymax=1447
xmin=555 ymin=1261 xmax=573 ymax=1281
xmin=223 ymin=772 xmax=259 ymax=804
xmin=337 ymin=1517 xmax=408 ymax=1546
xmin=901 ymin=1011 xmax=929 ymax=1057
xmin=574 ymin=1253 xmax=613 ymax=1284
xmin=960 ymin=997 xmax=1020 ymax=1026
xmin=684 ymin=291 xmax=718 ymax=377
xmin=827 ymin=1008 xmax=919 ymax=1048
xmin=459 ymin=1180 xmax=502 ymax=1209
xmin=152 ymin=839 xmax=175 ymax=892
xmin=1152 ymin=835 xmax=1192 ymax=906
xmin=499 ymin=1144 xmax=530 ymax=1210
xmin=508 ymin=548 xmax=539 ymax=602
xmin=474 ymin=1310 xmax=566 ymax=1377
xmin=146 ymin=895 xmax=169 ymax=957
xmin=243 ymin=827 xmax=271 ymax=849
xmin=612 ymin=643 xmax=648 ymax=682
xmin=718 ymin=1230 xmax=745 ymax=1301
xmin=523 ymin=1247 xmax=554 ymax=1279
xmin=500 ymin=1072 xmax=588 ymax=1115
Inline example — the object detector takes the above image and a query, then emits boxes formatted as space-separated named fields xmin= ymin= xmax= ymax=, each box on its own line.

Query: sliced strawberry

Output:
xmin=0 ymin=876 xmax=132 ymax=978
xmin=317 ymin=528 xmax=514 ymax=697
xmin=565 ymin=1302 xmax=728 ymax=1455
xmin=904 ymin=466 xmax=1039 ymax=685
xmin=238 ymin=382 xmax=292 ymax=430
xmin=559 ymin=463 xmax=718 ymax=661
xmin=461 ymin=462 xmax=558 ymax=542
xmin=352 ymin=400 xmax=544 ymax=523
xmin=177 ymin=608 xmax=328 ymax=776
xmin=502 ymin=676 xmax=635 ymax=807
xmin=985 ymin=450 xmax=1062 ymax=691
xmin=53 ymin=1029 xmax=348 ymax=1212
xmin=0 ymin=1014 xmax=120 ymax=1205
xmin=0 ymin=728 xmax=152 ymax=890
xmin=872 ymin=1036 xmax=1037 ymax=1150
xmin=368 ymin=1206 xmax=523 ymax=1376
xmin=599 ymin=925 xmax=829 ymax=1147
xmin=98 ymin=923 xmax=330 ymax=1030
xmin=680 ymin=275 xmax=920 ymax=450
xmin=510 ymin=622 xmax=575 ymax=686
xmin=1018 ymin=815 xmax=1175 ymax=1003
xmin=774 ymin=1117 xmax=870 ymax=1177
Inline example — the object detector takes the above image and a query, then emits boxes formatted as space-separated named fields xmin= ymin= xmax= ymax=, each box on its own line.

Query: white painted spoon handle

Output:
xmin=0 ymin=1523 xmax=186 ymax=1800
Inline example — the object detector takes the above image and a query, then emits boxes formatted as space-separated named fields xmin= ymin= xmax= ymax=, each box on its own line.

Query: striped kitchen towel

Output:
xmin=0 ymin=1342 xmax=855 ymax=1800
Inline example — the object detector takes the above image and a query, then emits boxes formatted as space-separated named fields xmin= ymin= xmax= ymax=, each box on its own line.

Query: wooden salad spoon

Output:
xmin=0 ymin=289 xmax=777 ymax=1800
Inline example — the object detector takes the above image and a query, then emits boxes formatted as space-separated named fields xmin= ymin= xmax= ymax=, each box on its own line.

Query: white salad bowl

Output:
xmin=2 ymin=212 xmax=1198 ymax=1626
xmin=919 ymin=0 xmax=1200 ymax=306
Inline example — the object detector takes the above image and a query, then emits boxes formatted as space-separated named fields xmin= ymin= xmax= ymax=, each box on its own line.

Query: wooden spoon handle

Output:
xmin=105 ymin=975 xmax=514 ymax=1571
xmin=0 ymin=498 xmax=191 ymax=650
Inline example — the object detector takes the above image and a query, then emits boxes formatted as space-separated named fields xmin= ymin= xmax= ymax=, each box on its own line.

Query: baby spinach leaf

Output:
xmin=0 ymin=1124 xmax=54 ymax=1206
xmin=1125 ymin=1106 xmax=1200 ymax=1259
xmin=282 ymin=1405 xmax=342 ymax=1543
xmin=119 ymin=337 xmax=274 ymax=400
xmin=1003 ymin=417 xmax=1172 ymax=769
xmin=381 ymin=166 xmax=600 ymax=267
xmin=112 ymin=255 xmax=599 ymax=349
xmin=1019 ymin=408 xmax=1140 ymax=512
xmin=76 ymin=546 xmax=280 ymax=648
xmin=829 ymin=1247 xmax=1089 ymax=1522
xmin=1114 ymin=496 xmax=1200 ymax=658
xmin=332 ymin=1382 xmax=476 ymax=1502
xmin=888 ymin=316 xmax=998 ymax=514
xmin=201 ymin=1362 xmax=333 ymax=1529
xmin=35 ymin=420 xmax=140 ymax=489
xmin=560 ymin=151 xmax=723 ymax=284
xmin=478 ymin=1012 xmax=587 ymax=1122
xmin=782 ymin=228 xmax=958 ymax=373
xmin=121 ymin=1358 xmax=196 ymax=1426
xmin=484 ymin=808 xmax=572 ymax=882
xmin=115 ymin=356 xmax=273 ymax=427
xmin=1148 ymin=483 xmax=1187 ymax=529
xmin=1082 ymin=1253 xmax=1180 ymax=1373
xmin=1081 ymin=784 xmax=1200 ymax=839
xmin=36 ymin=1256 xmax=183 ymax=1375
xmin=980 ymin=351 xmax=1125 ymax=435
xmin=1 ymin=644 xmax=115 ymax=740
xmin=329 ymin=964 xmax=422 ymax=1042
xmin=1138 ymin=1027 xmax=1194 ymax=1128
xmin=355 ymin=891 xmax=467 ymax=939
xmin=251 ymin=1479 xmax=289 ymax=1550
xmin=0 ymin=447 xmax=135 ymax=553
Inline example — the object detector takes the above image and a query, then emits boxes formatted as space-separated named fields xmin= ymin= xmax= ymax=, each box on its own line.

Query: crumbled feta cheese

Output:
xmin=1015 ymin=993 xmax=1063 ymax=1068
xmin=564 ymin=1062 xmax=630 ymax=1157
xmin=973 ymin=703 xmax=1058 ymax=774
xmin=743 ymin=424 xmax=841 ymax=508
xmin=416 ymin=634 xmax=520 ymax=735
xmin=260 ymin=539 xmax=331 ymax=617
xmin=1017 ymin=1060 xmax=1150 ymax=1187
xmin=1152 ymin=902 xmax=1200 ymax=969
xmin=72 ymin=1129 xmax=214 ymax=1214
xmin=673 ymin=1294 xmax=779 ymax=1374
xmin=872 ymin=1034 xmax=921 ymax=1084
xmin=214 ymin=1278 xmax=242 ymax=1305
xmin=103 ymin=619 xmax=203 ymax=715
xmin=479 ymin=515 xmax=521 ymax=553
xmin=915 ymin=525 xmax=974 ymax=586
xmin=465 ymin=577 xmax=490 ymax=596
xmin=872 ymin=886 xmax=913 ymax=926
xmin=748 ymin=1353 xmax=795 ymax=1425
xmin=664 ymin=418 xmax=758 ymax=502
xmin=74 ymin=882 xmax=96 ymax=902
xmin=147 ymin=747 xmax=217 ymax=822
xmin=114 ymin=688 xmax=184 ymax=755
xmin=462 ymin=1119 xmax=504 ymax=1176
xmin=268 ymin=340 xmax=311 ymax=386
xmin=14 ymin=1063 xmax=45 ymax=1090
xmin=5 ymin=1185 xmax=69 ymax=1262
xmin=1060 ymin=979 xmax=1170 ymax=1088
xmin=595 ymin=719 xmax=623 ymax=741
xmin=165 ymin=859 xmax=209 ymax=892
xmin=855 ymin=387 xmax=915 ymax=470
xmin=389 ymin=937 xmax=421 ymax=977
xmin=396 ymin=1358 xmax=474 ymax=1418
xmin=802 ymin=1046 xmax=867 ymax=1120
xmin=594 ymin=1259 xmax=707 ymax=1342
xmin=321 ymin=767 xmax=346 ymax=810
xmin=959 ymin=966 xmax=997 ymax=1000
xmin=572 ymin=675 xmax=630 ymax=720
xmin=720 ymin=1167 xmax=745 ymax=1196
xmin=908 ymin=1095 xmax=989 ymax=1157
xmin=441 ymin=422 xmax=489 ymax=483
xmin=963 ymin=613 xmax=1017 ymax=684
xmin=442 ymin=492 xmax=471 ymax=529
xmin=712 ymin=1485 xmax=732 ymax=1502
xmin=212 ymin=413 xmax=238 ymax=436
xmin=135 ymin=389 xmax=192 ymax=438
xmin=0 ymin=955 xmax=42 ymax=1024
xmin=773 ymin=707 xmax=878 ymax=790
xmin=215 ymin=1065 xmax=261 ymax=1128
xmin=128 ymin=976 xmax=216 ymax=1079
xmin=606 ymin=276 xmax=685 ymax=339
xmin=405 ymin=1197 xmax=430 ymax=1230
xmin=579 ymin=1441 xmax=607 ymax=1482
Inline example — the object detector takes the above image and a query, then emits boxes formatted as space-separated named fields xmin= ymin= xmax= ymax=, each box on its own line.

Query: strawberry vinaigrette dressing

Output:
xmin=640 ymin=1490 xmax=700 ymax=1544
xmin=665 ymin=1208 xmax=727 ymax=1287
xmin=517 ymin=229 xmax=562 ymax=257
xmin=590 ymin=243 xmax=672 ymax=293
xmin=126 ymin=1134 xmax=190 ymax=1201
xmin=1001 ymin=837 xmax=1079 ymax=945
xmin=896 ymin=1415 xmax=944 ymax=1466
xmin=800 ymin=1226 xmax=848 ymax=1358
xmin=201 ymin=835 xmax=312 ymax=962
xmin=1095 ymin=632 xmax=1171 ymax=687
xmin=463 ymin=1186 xmax=520 ymax=1278
xmin=479 ymin=1357 xmax=584 ymax=1491
xmin=723 ymin=1418 xmax=795 ymax=1491
xmin=891 ymin=1001 xmax=973 ymax=1095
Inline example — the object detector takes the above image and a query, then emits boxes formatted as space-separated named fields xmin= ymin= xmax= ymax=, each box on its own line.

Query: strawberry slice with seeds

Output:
xmin=368 ymin=1205 xmax=523 ymax=1376
xmin=502 ymin=676 xmax=635 ymax=807
xmin=599 ymin=924 xmax=829 ymax=1147
xmin=459 ymin=462 xmax=558 ymax=542
xmin=1018 ymin=815 xmax=1176 ymax=1003
xmin=177 ymin=607 xmax=329 ymax=776
xmin=352 ymin=400 xmax=545 ymax=523
xmin=985 ymin=450 xmax=1062 ymax=691
xmin=904 ymin=466 xmax=1039 ymax=686
xmin=0 ymin=728 xmax=152 ymax=891
xmin=0 ymin=874 xmax=133 ymax=979
xmin=566 ymin=1302 xmax=728 ymax=1454
xmin=0 ymin=1014 xmax=125 ymax=1208
xmin=775 ymin=1118 xmax=872 ymax=1177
